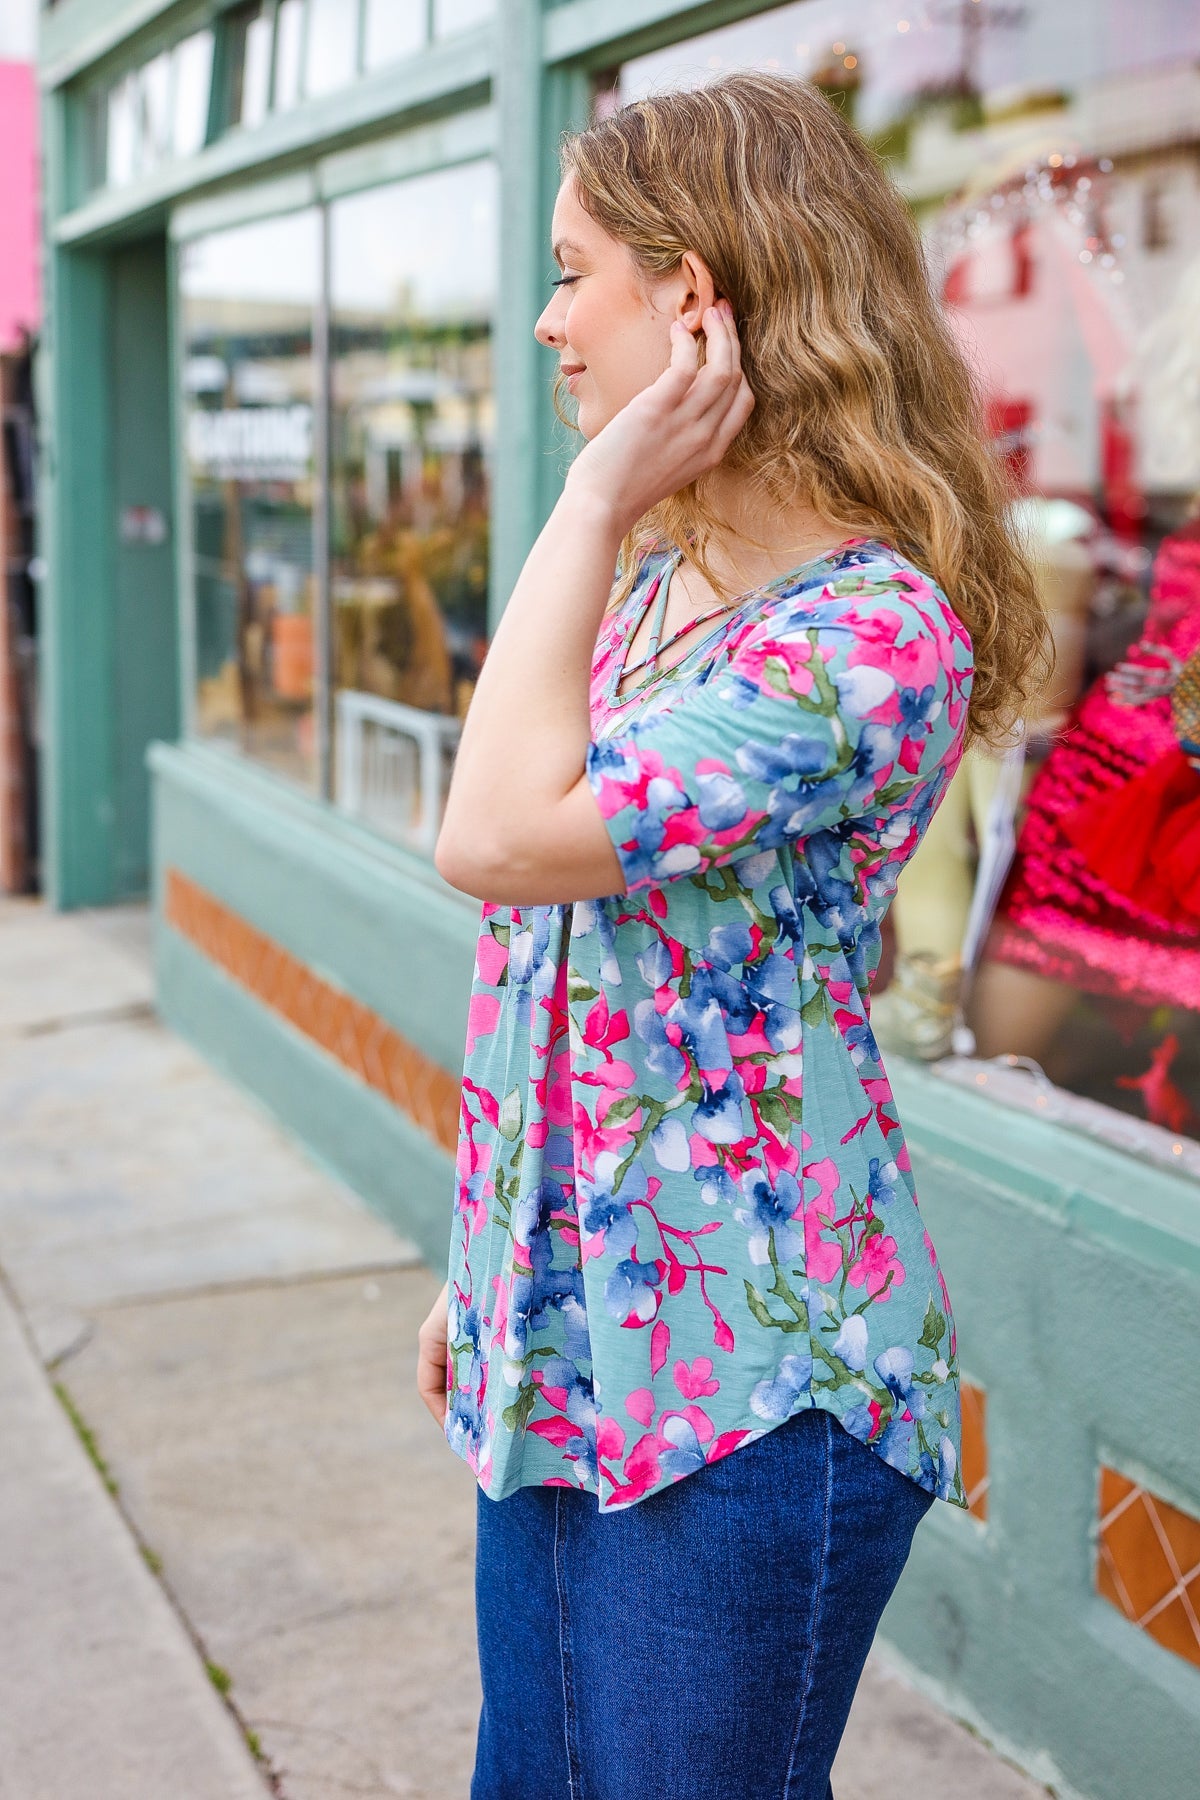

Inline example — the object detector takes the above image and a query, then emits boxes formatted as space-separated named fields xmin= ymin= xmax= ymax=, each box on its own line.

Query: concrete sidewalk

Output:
xmin=0 ymin=898 xmax=1053 ymax=1799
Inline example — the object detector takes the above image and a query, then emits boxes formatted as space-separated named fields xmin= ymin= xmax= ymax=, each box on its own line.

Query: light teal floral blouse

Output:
xmin=445 ymin=538 xmax=973 ymax=1511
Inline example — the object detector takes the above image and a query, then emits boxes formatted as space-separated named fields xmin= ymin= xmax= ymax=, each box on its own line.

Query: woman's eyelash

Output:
xmin=550 ymin=275 xmax=579 ymax=287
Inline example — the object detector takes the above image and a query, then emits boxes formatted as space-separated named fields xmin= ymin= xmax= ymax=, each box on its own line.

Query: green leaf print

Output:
xmin=502 ymin=1383 xmax=537 ymax=1434
xmin=498 ymin=1086 xmax=523 ymax=1142
xmin=603 ymin=1093 xmax=641 ymax=1128
xmin=800 ymin=988 xmax=830 ymax=1028
xmin=757 ymin=1090 xmax=792 ymax=1140
xmin=744 ymin=1281 xmax=805 ymax=1333
xmin=919 ymin=1298 xmax=948 ymax=1352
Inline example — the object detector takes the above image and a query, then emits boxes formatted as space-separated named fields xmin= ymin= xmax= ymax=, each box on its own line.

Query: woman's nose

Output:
xmin=534 ymin=303 xmax=562 ymax=348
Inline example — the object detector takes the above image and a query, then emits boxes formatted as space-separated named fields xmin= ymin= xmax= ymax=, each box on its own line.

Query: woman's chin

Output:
xmin=575 ymin=400 xmax=611 ymax=442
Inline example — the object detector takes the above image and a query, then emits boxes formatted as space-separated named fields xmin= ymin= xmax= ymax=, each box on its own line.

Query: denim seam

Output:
xmin=782 ymin=1410 xmax=835 ymax=1799
xmin=554 ymin=1489 xmax=584 ymax=1800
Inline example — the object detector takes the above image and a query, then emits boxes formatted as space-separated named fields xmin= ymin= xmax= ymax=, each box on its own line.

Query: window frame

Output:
xmin=169 ymin=106 xmax=499 ymax=812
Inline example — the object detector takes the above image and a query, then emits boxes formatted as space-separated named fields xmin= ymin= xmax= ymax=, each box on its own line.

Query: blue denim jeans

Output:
xmin=472 ymin=1406 xmax=933 ymax=1800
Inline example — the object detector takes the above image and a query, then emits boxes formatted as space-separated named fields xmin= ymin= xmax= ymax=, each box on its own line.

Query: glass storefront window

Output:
xmin=226 ymin=3 xmax=275 ymax=130
xmin=328 ymin=160 xmax=498 ymax=851
xmin=274 ymin=0 xmax=306 ymax=112
xmin=433 ymin=0 xmax=495 ymax=38
xmin=180 ymin=211 xmax=321 ymax=790
xmin=101 ymin=29 xmax=213 ymax=187
xmin=363 ymin=0 xmax=425 ymax=70
xmin=173 ymin=31 xmax=215 ymax=157
xmin=305 ymin=0 xmax=360 ymax=98
xmin=606 ymin=2 xmax=1200 ymax=1160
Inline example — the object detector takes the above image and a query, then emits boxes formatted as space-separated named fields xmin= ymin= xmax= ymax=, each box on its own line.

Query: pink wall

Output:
xmin=0 ymin=60 xmax=40 ymax=350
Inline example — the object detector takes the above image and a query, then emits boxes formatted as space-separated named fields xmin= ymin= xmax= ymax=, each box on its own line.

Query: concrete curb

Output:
xmin=0 ymin=1275 xmax=272 ymax=1800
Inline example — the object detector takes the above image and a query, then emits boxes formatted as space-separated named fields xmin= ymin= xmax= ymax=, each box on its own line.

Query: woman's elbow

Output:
xmin=435 ymin=820 xmax=512 ymax=898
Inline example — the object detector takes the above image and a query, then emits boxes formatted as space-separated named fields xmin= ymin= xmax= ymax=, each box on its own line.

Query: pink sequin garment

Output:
xmin=988 ymin=527 xmax=1200 ymax=1009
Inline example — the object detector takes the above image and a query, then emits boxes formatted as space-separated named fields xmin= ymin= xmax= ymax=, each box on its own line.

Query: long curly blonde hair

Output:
xmin=559 ymin=70 xmax=1050 ymax=745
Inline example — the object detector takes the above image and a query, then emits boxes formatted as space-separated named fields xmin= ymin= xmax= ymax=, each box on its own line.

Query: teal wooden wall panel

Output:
xmin=149 ymin=741 xmax=478 ymax=1098
xmin=881 ymin=1091 xmax=1200 ymax=1800
xmin=41 ymin=240 xmax=118 ymax=907
xmin=111 ymin=236 xmax=178 ymax=897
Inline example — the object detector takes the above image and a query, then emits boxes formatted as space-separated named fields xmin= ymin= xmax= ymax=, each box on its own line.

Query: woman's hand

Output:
xmin=417 ymin=1282 xmax=450 ymax=1427
xmin=565 ymin=301 xmax=755 ymax=538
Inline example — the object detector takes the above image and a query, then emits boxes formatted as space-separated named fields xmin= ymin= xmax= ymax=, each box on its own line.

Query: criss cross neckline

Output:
xmin=608 ymin=539 xmax=863 ymax=708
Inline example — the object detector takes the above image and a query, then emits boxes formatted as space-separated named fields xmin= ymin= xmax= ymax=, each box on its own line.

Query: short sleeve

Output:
xmin=585 ymin=577 xmax=973 ymax=895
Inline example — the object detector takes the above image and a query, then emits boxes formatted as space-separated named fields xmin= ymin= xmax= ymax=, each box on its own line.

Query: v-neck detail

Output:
xmin=607 ymin=538 xmax=875 ymax=711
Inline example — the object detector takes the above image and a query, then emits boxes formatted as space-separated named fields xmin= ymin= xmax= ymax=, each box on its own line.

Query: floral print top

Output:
xmin=445 ymin=538 xmax=973 ymax=1512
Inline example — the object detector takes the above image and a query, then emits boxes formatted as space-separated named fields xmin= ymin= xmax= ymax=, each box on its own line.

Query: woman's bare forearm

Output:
xmin=435 ymin=486 xmax=624 ymax=887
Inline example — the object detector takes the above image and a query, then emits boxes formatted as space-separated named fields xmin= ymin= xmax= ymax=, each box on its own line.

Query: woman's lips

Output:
xmin=562 ymin=365 xmax=586 ymax=392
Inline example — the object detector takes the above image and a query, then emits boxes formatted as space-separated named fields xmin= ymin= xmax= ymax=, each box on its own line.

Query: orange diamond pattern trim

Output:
xmin=1097 ymin=1466 xmax=1200 ymax=1668
xmin=164 ymin=868 xmax=461 ymax=1155
xmin=960 ymin=1378 xmax=989 ymax=1521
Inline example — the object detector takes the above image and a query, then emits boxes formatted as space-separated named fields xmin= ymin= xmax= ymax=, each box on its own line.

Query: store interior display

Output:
xmin=182 ymin=201 xmax=320 ymax=789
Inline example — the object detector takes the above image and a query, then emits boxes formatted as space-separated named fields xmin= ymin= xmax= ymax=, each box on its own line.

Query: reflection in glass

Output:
xmin=274 ymin=0 xmax=305 ymax=112
xmin=363 ymin=0 xmax=425 ymax=70
xmin=305 ymin=0 xmax=359 ymax=98
xmin=106 ymin=72 xmax=138 ymax=187
xmin=240 ymin=7 xmax=275 ymax=128
xmin=173 ymin=31 xmax=214 ymax=156
xmin=609 ymin=0 xmax=1200 ymax=1155
xmin=141 ymin=52 xmax=172 ymax=164
xmin=103 ymin=31 xmax=213 ymax=186
xmin=328 ymin=161 xmax=498 ymax=851
xmin=433 ymin=0 xmax=496 ymax=38
xmin=181 ymin=211 xmax=321 ymax=789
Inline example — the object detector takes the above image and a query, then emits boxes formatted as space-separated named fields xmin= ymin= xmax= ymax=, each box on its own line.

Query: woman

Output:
xmin=417 ymin=71 xmax=1046 ymax=1800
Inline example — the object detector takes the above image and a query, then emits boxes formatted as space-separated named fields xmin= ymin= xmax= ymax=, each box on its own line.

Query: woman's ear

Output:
xmin=675 ymin=251 xmax=719 ymax=335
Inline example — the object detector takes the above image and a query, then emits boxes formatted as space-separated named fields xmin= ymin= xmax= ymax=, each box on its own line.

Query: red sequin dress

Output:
xmin=987 ymin=526 xmax=1200 ymax=1010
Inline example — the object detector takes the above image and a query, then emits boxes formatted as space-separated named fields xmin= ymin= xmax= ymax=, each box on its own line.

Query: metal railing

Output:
xmin=335 ymin=688 xmax=461 ymax=856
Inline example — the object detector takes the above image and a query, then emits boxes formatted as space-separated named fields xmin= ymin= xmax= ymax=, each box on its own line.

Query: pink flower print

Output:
xmin=596 ymin=1416 xmax=626 ymax=1462
xmin=804 ymin=1156 xmax=840 ymax=1208
xmin=843 ymin=605 xmax=904 ymax=663
xmin=580 ymin=1057 xmax=637 ymax=1094
xmin=736 ymin=632 xmax=820 ymax=695
xmin=490 ymin=1274 xmax=509 ymax=1342
xmin=626 ymin=1388 xmax=656 ymax=1427
xmin=674 ymin=1356 xmax=721 ymax=1399
xmin=650 ymin=1319 xmax=670 ymax=1375
xmin=583 ymin=992 xmax=630 ymax=1055
xmin=474 ymin=929 xmax=508 ymax=987
xmin=846 ymin=1229 xmax=906 ymax=1299
xmin=678 ymin=1404 xmax=716 ymax=1444
xmin=465 ymin=992 xmax=501 ymax=1055
xmin=712 ymin=1316 xmax=735 ymax=1354
xmin=803 ymin=1155 xmax=846 ymax=1284
xmin=727 ymin=1020 xmax=775 ymax=1058
xmin=527 ymin=1415 xmax=584 ymax=1447
xmin=608 ymin=1432 xmax=662 ymax=1505
xmin=706 ymin=1427 xmax=754 ymax=1465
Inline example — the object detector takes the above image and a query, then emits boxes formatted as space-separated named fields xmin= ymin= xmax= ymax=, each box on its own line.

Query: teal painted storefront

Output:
xmin=38 ymin=3 xmax=1200 ymax=1796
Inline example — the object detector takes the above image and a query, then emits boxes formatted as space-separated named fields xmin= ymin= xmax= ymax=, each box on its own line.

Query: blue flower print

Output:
xmin=605 ymin=1256 xmax=664 ymax=1325
xmin=750 ymin=1353 xmax=814 ymax=1421
xmin=633 ymin=998 xmax=687 ymax=1085
xmin=830 ymin=1312 xmax=869 ymax=1373
xmin=868 ymin=1157 xmax=899 ymax=1208
xmin=693 ymin=1073 xmax=747 ymax=1144
xmin=736 ymin=1169 xmax=803 ymax=1266
xmin=659 ymin=1413 xmax=709 ymax=1479
xmin=696 ymin=769 xmax=748 ymax=831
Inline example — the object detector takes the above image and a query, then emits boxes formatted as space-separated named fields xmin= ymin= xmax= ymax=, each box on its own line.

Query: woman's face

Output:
xmin=534 ymin=176 xmax=712 ymax=440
